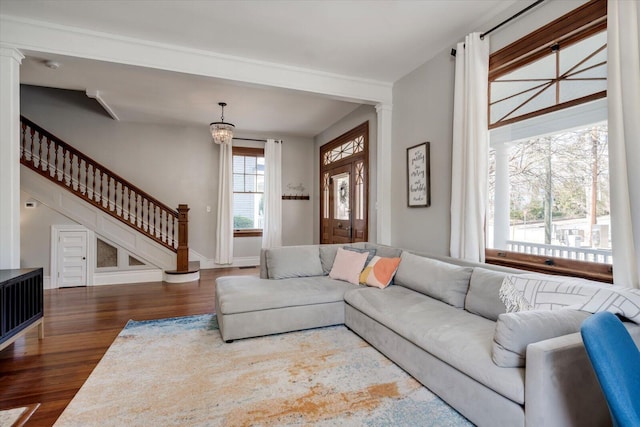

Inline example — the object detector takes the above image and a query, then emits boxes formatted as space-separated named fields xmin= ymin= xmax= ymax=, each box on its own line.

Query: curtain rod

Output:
xmin=232 ymin=137 xmax=283 ymax=143
xmin=233 ymin=137 xmax=266 ymax=142
xmin=481 ymin=0 xmax=545 ymax=38
xmin=451 ymin=0 xmax=545 ymax=57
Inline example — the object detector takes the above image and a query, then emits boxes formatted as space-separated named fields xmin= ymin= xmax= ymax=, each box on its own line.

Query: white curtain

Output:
xmin=608 ymin=0 xmax=640 ymax=288
xmin=262 ymin=139 xmax=282 ymax=249
xmin=450 ymin=33 xmax=490 ymax=262
xmin=215 ymin=142 xmax=234 ymax=264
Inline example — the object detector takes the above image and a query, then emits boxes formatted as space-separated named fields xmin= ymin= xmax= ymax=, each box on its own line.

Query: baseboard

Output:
xmin=188 ymin=249 xmax=259 ymax=269
xmin=93 ymin=269 xmax=163 ymax=286
xmin=223 ymin=256 xmax=260 ymax=268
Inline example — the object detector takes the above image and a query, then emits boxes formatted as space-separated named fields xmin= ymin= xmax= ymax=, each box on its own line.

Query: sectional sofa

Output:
xmin=214 ymin=242 xmax=640 ymax=427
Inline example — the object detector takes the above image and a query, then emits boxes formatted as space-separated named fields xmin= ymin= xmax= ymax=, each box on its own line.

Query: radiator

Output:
xmin=1 ymin=268 xmax=44 ymax=349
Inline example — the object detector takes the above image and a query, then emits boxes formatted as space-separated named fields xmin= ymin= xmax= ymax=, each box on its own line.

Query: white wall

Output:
xmin=20 ymin=85 xmax=315 ymax=267
xmin=389 ymin=0 xmax=590 ymax=255
xmin=313 ymin=104 xmax=377 ymax=244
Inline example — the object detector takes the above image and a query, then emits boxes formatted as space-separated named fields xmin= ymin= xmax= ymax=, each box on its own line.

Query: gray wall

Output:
xmin=313 ymin=104 xmax=377 ymax=244
xmin=20 ymin=85 xmax=314 ymax=265
xmin=391 ymin=49 xmax=456 ymax=255
xmin=389 ymin=0 xmax=590 ymax=255
xmin=20 ymin=190 xmax=77 ymax=275
xmin=280 ymin=134 xmax=315 ymax=245
xmin=231 ymin=132 xmax=315 ymax=258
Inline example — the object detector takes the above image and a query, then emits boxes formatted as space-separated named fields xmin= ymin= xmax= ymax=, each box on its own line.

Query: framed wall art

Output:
xmin=407 ymin=142 xmax=430 ymax=207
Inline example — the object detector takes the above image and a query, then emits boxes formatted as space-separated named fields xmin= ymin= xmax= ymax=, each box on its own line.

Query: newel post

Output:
xmin=177 ymin=204 xmax=189 ymax=272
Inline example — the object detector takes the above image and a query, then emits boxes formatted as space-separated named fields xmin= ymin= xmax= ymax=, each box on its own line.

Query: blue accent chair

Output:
xmin=580 ymin=311 xmax=640 ymax=427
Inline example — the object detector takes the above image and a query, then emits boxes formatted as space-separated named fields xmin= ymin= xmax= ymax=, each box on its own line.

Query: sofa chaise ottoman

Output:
xmin=215 ymin=244 xmax=363 ymax=342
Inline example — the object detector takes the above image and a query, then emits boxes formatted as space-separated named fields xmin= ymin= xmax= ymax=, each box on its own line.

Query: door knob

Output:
xmin=82 ymin=257 xmax=86 ymax=260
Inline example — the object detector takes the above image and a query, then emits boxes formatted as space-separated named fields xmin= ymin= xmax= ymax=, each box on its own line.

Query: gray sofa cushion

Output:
xmin=394 ymin=252 xmax=473 ymax=308
xmin=492 ymin=309 xmax=591 ymax=368
xmin=318 ymin=244 xmax=345 ymax=275
xmin=465 ymin=268 xmax=510 ymax=321
xmin=265 ymin=245 xmax=324 ymax=279
xmin=364 ymin=243 xmax=403 ymax=258
xmin=343 ymin=246 xmax=376 ymax=264
xmin=216 ymin=275 xmax=356 ymax=315
xmin=345 ymin=286 xmax=525 ymax=404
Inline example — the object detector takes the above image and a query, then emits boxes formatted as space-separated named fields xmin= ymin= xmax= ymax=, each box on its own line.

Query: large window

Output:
xmin=486 ymin=0 xmax=611 ymax=282
xmin=233 ymin=147 xmax=264 ymax=237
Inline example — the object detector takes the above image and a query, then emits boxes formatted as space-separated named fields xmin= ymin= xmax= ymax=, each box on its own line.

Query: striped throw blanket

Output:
xmin=499 ymin=274 xmax=640 ymax=325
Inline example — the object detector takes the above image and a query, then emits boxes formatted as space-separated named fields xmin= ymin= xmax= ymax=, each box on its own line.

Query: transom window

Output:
xmin=232 ymin=147 xmax=264 ymax=237
xmin=322 ymin=135 xmax=364 ymax=166
xmin=490 ymin=30 xmax=607 ymax=128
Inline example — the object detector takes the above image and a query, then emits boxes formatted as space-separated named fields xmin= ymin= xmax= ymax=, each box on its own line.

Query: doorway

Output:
xmin=320 ymin=122 xmax=368 ymax=244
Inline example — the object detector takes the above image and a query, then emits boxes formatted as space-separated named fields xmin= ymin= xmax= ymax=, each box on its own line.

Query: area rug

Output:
xmin=0 ymin=404 xmax=40 ymax=427
xmin=54 ymin=314 xmax=473 ymax=426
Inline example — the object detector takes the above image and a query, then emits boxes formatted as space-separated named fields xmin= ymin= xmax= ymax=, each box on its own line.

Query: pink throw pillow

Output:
xmin=329 ymin=247 xmax=369 ymax=285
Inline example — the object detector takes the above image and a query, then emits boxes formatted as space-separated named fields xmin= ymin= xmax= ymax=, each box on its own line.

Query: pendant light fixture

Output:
xmin=210 ymin=102 xmax=235 ymax=145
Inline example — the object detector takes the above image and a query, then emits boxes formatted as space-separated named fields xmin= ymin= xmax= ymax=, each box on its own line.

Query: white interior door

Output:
xmin=57 ymin=230 xmax=88 ymax=287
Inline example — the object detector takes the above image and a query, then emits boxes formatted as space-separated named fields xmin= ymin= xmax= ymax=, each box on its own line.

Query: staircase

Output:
xmin=20 ymin=116 xmax=196 ymax=282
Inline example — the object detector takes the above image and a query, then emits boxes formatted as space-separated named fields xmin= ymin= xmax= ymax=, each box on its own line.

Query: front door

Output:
xmin=57 ymin=230 xmax=88 ymax=287
xmin=320 ymin=122 xmax=368 ymax=244
xmin=329 ymin=165 xmax=352 ymax=244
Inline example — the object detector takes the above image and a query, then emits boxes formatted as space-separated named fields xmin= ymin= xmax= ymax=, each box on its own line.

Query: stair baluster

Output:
xmin=29 ymin=127 xmax=35 ymax=162
xmin=19 ymin=116 xmax=186 ymax=257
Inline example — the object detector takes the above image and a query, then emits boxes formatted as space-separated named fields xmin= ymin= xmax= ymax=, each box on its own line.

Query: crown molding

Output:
xmin=0 ymin=14 xmax=392 ymax=105
xmin=0 ymin=44 xmax=25 ymax=63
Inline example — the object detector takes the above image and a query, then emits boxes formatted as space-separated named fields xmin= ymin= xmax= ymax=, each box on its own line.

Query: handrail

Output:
xmin=20 ymin=115 xmax=182 ymax=254
xmin=20 ymin=117 xmax=176 ymax=214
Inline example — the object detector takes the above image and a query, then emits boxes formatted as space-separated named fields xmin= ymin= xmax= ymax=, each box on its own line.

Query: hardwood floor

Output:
xmin=0 ymin=267 xmax=258 ymax=426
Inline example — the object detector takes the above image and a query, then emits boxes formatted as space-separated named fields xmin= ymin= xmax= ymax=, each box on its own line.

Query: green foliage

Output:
xmin=233 ymin=216 xmax=254 ymax=229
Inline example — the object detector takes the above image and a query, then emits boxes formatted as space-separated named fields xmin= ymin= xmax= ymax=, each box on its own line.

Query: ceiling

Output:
xmin=1 ymin=0 xmax=520 ymax=137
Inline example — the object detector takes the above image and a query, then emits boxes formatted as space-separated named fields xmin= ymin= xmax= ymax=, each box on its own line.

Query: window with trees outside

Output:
xmin=233 ymin=147 xmax=264 ymax=237
xmin=485 ymin=0 xmax=611 ymax=282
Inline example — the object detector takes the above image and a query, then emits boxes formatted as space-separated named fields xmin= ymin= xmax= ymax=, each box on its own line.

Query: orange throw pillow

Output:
xmin=359 ymin=256 xmax=401 ymax=289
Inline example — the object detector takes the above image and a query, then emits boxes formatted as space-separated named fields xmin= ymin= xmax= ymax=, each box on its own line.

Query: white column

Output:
xmin=493 ymin=141 xmax=511 ymax=250
xmin=375 ymin=103 xmax=392 ymax=245
xmin=0 ymin=46 xmax=24 ymax=269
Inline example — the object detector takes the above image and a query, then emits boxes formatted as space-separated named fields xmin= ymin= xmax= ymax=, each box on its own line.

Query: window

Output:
xmin=485 ymin=0 xmax=612 ymax=282
xmin=233 ymin=147 xmax=264 ymax=237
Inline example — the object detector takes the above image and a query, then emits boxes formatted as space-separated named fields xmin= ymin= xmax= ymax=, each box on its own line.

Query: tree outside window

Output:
xmin=487 ymin=123 xmax=610 ymax=261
